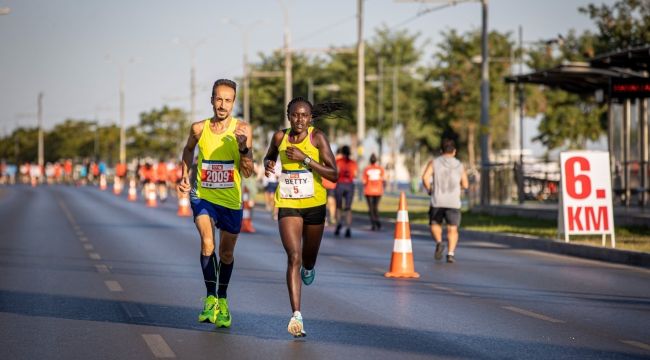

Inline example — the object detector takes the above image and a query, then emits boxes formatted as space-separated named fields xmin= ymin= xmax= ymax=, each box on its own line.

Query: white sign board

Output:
xmin=559 ymin=151 xmax=615 ymax=246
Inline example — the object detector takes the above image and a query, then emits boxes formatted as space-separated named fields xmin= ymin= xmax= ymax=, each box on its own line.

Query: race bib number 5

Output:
xmin=201 ymin=160 xmax=235 ymax=189
xmin=279 ymin=170 xmax=315 ymax=199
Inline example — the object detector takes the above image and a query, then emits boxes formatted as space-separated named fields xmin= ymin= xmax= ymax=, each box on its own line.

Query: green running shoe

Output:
xmin=300 ymin=266 xmax=315 ymax=286
xmin=198 ymin=295 xmax=218 ymax=324
xmin=216 ymin=297 xmax=232 ymax=328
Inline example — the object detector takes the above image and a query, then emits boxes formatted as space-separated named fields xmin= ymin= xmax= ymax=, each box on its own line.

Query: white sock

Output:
xmin=448 ymin=252 xmax=454 ymax=256
xmin=293 ymin=311 xmax=302 ymax=318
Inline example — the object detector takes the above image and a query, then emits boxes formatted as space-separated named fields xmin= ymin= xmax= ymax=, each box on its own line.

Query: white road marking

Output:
xmin=331 ymin=255 xmax=353 ymax=264
xmin=104 ymin=280 xmax=123 ymax=292
xmin=428 ymin=284 xmax=470 ymax=296
xmin=83 ymin=244 xmax=94 ymax=251
xmin=620 ymin=340 xmax=650 ymax=351
xmin=79 ymin=236 xmax=88 ymax=242
xmin=88 ymin=253 xmax=101 ymax=260
xmin=502 ymin=306 xmax=565 ymax=323
xmin=142 ymin=334 xmax=176 ymax=358
xmin=95 ymin=264 xmax=110 ymax=273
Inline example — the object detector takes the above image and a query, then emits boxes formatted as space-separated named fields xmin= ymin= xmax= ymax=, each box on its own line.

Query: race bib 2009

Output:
xmin=279 ymin=170 xmax=314 ymax=199
xmin=201 ymin=160 xmax=234 ymax=189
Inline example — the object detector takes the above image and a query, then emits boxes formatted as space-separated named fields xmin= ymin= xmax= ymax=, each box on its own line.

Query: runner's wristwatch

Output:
xmin=302 ymin=156 xmax=312 ymax=167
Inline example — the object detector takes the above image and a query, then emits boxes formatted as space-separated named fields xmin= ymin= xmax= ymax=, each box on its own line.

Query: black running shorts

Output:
xmin=429 ymin=206 xmax=461 ymax=226
xmin=278 ymin=205 xmax=326 ymax=225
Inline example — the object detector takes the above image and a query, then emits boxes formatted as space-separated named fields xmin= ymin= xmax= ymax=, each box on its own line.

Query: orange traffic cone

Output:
xmin=145 ymin=183 xmax=157 ymax=208
xmin=177 ymin=192 xmax=192 ymax=217
xmin=113 ymin=177 xmax=123 ymax=195
xmin=241 ymin=187 xmax=256 ymax=233
xmin=385 ymin=192 xmax=420 ymax=278
xmin=127 ymin=178 xmax=137 ymax=202
xmin=99 ymin=174 xmax=107 ymax=191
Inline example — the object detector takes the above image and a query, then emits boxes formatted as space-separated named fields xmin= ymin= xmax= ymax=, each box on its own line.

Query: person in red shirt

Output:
xmin=362 ymin=153 xmax=385 ymax=231
xmin=334 ymin=145 xmax=357 ymax=237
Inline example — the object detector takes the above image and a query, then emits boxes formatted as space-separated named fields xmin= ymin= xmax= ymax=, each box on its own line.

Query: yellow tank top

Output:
xmin=195 ymin=118 xmax=242 ymax=210
xmin=274 ymin=127 xmax=327 ymax=208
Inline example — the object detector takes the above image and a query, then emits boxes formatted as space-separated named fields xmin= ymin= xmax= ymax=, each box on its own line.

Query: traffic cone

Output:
xmin=385 ymin=192 xmax=420 ymax=279
xmin=113 ymin=177 xmax=123 ymax=195
xmin=241 ymin=187 xmax=256 ymax=233
xmin=177 ymin=192 xmax=192 ymax=217
xmin=145 ymin=183 xmax=157 ymax=208
xmin=99 ymin=174 xmax=107 ymax=191
xmin=127 ymin=178 xmax=137 ymax=202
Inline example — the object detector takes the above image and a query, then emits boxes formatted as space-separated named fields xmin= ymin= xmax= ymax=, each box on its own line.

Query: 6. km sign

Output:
xmin=559 ymin=151 xmax=616 ymax=247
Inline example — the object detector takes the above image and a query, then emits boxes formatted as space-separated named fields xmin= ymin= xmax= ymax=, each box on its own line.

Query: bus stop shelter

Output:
xmin=506 ymin=46 xmax=650 ymax=208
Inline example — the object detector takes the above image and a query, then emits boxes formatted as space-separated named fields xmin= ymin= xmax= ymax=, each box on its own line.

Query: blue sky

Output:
xmin=0 ymin=0 xmax=614 ymax=142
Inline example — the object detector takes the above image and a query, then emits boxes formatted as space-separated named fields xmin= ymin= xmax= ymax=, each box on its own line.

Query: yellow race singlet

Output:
xmin=195 ymin=118 xmax=242 ymax=210
xmin=274 ymin=127 xmax=326 ymax=209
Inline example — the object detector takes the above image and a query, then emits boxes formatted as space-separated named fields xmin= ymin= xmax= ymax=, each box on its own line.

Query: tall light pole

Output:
xmin=223 ymin=19 xmax=264 ymax=123
xmin=106 ymin=56 xmax=135 ymax=165
xmin=37 ymin=92 xmax=44 ymax=169
xmin=357 ymin=0 xmax=366 ymax=157
xmin=173 ymin=38 xmax=205 ymax=124
xmin=478 ymin=0 xmax=490 ymax=206
xmin=278 ymin=0 xmax=292 ymax=127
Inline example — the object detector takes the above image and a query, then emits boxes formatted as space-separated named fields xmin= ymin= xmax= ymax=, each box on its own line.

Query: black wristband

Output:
xmin=239 ymin=147 xmax=249 ymax=155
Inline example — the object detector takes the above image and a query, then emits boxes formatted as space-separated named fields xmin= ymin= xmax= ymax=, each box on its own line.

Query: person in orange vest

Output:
xmin=421 ymin=138 xmax=469 ymax=264
xmin=321 ymin=175 xmax=337 ymax=226
xmin=156 ymin=160 xmax=169 ymax=202
xmin=64 ymin=159 xmax=73 ymax=185
xmin=334 ymin=145 xmax=357 ymax=238
xmin=362 ymin=153 xmax=385 ymax=231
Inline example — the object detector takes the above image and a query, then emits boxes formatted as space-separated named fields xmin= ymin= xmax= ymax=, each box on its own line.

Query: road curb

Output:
xmin=354 ymin=213 xmax=650 ymax=269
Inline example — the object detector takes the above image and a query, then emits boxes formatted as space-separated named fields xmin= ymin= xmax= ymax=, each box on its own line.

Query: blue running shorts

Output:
xmin=191 ymin=198 xmax=243 ymax=234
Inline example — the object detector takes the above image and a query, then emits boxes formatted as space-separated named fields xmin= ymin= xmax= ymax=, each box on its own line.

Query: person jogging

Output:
xmin=263 ymin=97 xmax=338 ymax=337
xmin=334 ymin=145 xmax=357 ymax=237
xmin=362 ymin=153 xmax=385 ymax=230
xmin=178 ymin=79 xmax=254 ymax=328
xmin=421 ymin=138 xmax=468 ymax=263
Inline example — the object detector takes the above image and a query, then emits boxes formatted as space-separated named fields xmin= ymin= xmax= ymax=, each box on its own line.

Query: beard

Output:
xmin=215 ymin=109 xmax=229 ymax=120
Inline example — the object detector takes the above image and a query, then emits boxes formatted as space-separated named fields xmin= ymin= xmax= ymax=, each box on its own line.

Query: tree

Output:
xmin=128 ymin=106 xmax=187 ymax=160
xmin=580 ymin=0 xmax=650 ymax=53
xmin=427 ymin=29 xmax=515 ymax=167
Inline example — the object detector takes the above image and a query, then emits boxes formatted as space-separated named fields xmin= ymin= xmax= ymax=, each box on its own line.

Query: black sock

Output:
xmin=217 ymin=260 xmax=234 ymax=298
xmin=200 ymin=253 xmax=217 ymax=297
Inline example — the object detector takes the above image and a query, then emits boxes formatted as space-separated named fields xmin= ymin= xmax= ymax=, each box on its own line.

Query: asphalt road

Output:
xmin=1 ymin=184 xmax=649 ymax=359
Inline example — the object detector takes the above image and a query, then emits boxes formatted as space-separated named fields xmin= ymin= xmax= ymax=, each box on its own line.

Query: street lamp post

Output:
xmin=223 ymin=19 xmax=264 ymax=123
xmin=479 ymin=0 xmax=490 ymax=206
xmin=357 ymin=0 xmax=366 ymax=157
xmin=278 ymin=0 xmax=292 ymax=127
xmin=37 ymin=92 xmax=44 ymax=169
xmin=106 ymin=56 xmax=135 ymax=165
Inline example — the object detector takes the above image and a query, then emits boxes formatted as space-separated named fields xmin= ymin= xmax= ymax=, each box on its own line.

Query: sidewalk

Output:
xmin=354 ymin=212 xmax=650 ymax=269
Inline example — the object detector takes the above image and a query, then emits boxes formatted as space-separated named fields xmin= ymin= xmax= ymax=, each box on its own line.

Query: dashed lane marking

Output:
xmin=428 ymin=283 xmax=471 ymax=297
xmin=79 ymin=236 xmax=88 ymax=242
xmin=502 ymin=305 xmax=565 ymax=323
xmin=620 ymin=340 xmax=650 ymax=352
xmin=104 ymin=280 xmax=123 ymax=292
xmin=142 ymin=334 xmax=176 ymax=358
xmin=331 ymin=255 xmax=354 ymax=264
xmin=89 ymin=253 xmax=101 ymax=260
xmin=83 ymin=244 xmax=94 ymax=251
xmin=95 ymin=264 xmax=110 ymax=273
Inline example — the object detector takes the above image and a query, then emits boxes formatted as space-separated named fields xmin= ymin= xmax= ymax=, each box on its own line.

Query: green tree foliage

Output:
xmin=580 ymin=0 xmax=650 ymax=53
xmin=128 ymin=106 xmax=187 ymax=160
xmin=427 ymin=29 xmax=515 ymax=166
xmin=0 ymin=127 xmax=38 ymax=163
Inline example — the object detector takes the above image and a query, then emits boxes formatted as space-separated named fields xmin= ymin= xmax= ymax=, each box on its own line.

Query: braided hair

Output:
xmin=286 ymin=97 xmax=345 ymax=120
